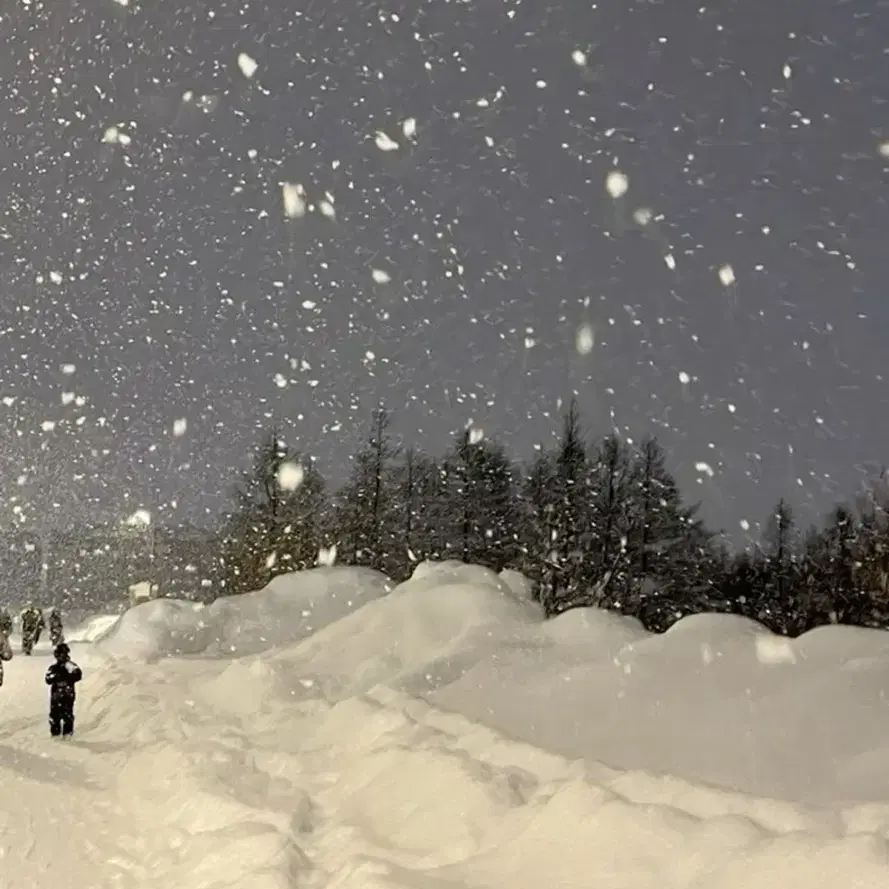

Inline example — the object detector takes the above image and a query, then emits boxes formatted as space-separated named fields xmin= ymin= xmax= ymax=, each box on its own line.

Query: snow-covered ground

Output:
xmin=2 ymin=561 xmax=888 ymax=888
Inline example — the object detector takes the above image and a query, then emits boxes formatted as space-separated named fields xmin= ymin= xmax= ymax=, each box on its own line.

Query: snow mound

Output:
xmin=261 ymin=560 xmax=545 ymax=701
xmin=66 ymin=613 xmax=122 ymax=643
xmin=287 ymin=688 xmax=889 ymax=889
xmin=96 ymin=597 xmax=215 ymax=660
xmin=96 ymin=566 xmax=391 ymax=661
xmin=427 ymin=604 xmax=889 ymax=804
xmin=3 ymin=561 xmax=889 ymax=887
xmin=542 ymin=603 xmax=647 ymax=650
xmin=498 ymin=567 xmax=537 ymax=601
xmin=791 ymin=622 xmax=889 ymax=663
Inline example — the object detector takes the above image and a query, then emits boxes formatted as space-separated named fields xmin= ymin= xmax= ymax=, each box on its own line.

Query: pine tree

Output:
xmin=585 ymin=432 xmax=634 ymax=607
xmin=802 ymin=505 xmax=860 ymax=627
xmin=622 ymin=436 xmax=711 ymax=627
xmin=219 ymin=430 xmax=327 ymax=594
xmin=389 ymin=447 xmax=438 ymax=580
xmin=722 ymin=550 xmax=758 ymax=617
xmin=438 ymin=429 xmax=522 ymax=571
xmin=849 ymin=474 xmax=889 ymax=625
xmin=520 ymin=452 xmax=560 ymax=601
xmin=545 ymin=398 xmax=591 ymax=612
xmin=334 ymin=408 xmax=399 ymax=572
xmin=756 ymin=498 xmax=800 ymax=633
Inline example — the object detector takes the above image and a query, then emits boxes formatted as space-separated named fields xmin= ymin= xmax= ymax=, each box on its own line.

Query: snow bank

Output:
xmin=89 ymin=559 xmax=889 ymax=804
xmin=431 ymin=608 xmax=889 ymax=804
xmin=95 ymin=566 xmax=391 ymax=660
xmin=4 ymin=559 xmax=889 ymax=888
xmin=497 ymin=567 xmax=537 ymax=601
xmin=261 ymin=559 xmax=545 ymax=701
xmin=65 ymin=613 xmax=122 ymax=643
xmin=283 ymin=688 xmax=889 ymax=889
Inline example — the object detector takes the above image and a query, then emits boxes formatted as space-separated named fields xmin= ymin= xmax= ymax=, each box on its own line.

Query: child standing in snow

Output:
xmin=44 ymin=643 xmax=82 ymax=738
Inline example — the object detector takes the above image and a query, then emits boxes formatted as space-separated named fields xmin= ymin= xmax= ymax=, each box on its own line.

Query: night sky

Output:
xmin=1 ymin=0 xmax=888 ymax=542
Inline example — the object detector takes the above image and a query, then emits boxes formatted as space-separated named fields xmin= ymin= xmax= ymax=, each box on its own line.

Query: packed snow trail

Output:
xmin=0 ymin=646 xmax=142 ymax=889
xmin=0 ymin=644 xmax=303 ymax=889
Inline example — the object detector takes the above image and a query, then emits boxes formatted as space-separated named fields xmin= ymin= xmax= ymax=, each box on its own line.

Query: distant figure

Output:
xmin=44 ymin=643 xmax=82 ymax=738
xmin=20 ymin=605 xmax=45 ymax=655
xmin=0 ymin=609 xmax=12 ymax=637
xmin=0 ymin=628 xmax=13 ymax=687
xmin=48 ymin=609 xmax=64 ymax=647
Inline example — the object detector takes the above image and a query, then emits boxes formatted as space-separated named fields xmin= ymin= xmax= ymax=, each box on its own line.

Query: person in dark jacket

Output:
xmin=20 ymin=605 xmax=45 ymax=655
xmin=44 ymin=643 xmax=82 ymax=737
xmin=48 ymin=609 xmax=64 ymax=646
xmin=0 ymin=609 xmax=12 ymax=637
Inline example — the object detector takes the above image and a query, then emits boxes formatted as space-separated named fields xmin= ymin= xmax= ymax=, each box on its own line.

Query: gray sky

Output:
xmin=1 ymin=0 xmax=887 ymax=542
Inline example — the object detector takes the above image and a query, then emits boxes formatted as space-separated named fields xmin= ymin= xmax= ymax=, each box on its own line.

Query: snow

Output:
xmin=4 ymin=562 xmax=889 ymax=887
xmin=65 ymin=613 xmax=122 ymax=643
xmin=275 ymin=460 xmax=305 ymax=491
xmin=575 ymin=322 xmax=595 ymax=354
xmin=605 ymin=170 xmax=629 ymax=199
xmin=236 ymin=52 xmax=258 ymax=79
xmin=718 ymin=263 xmax=736 ymax=286
xmin=95 ymin=566 xmax=392 ymax=660
xmin=374 ymin=131 xmax=400 ymax=152
xmin=281 ymin=182 xmax=306 ymax=219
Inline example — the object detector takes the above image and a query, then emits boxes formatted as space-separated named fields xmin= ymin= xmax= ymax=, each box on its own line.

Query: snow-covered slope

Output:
xmin=94 ymin=565 xmax=392 ymax=659
xmin=2 ymin=560 xmax=889 ymax=888
xmin=65 ymin=613 xmax=122 ymax=642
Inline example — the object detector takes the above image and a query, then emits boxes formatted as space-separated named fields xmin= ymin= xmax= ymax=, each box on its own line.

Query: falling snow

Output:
xmin=237 ymin=53 xmax=258 ymax=79
xmin=277 ymin=461 xmax=305 ymax=492
xmin=605 ymin=171 xmax=629 ymax=199
xmin=0 ymin=0 xmax=880 ymax=619
xmin=281 ymin=183 xmax=306 ymax=219
xmin=575 ymin=324 xmax=595 ymax=355
xmin=717 ymin=264 xmax=736 ymax=287
xmin=374 ymin=131 xmax=400 ymax=151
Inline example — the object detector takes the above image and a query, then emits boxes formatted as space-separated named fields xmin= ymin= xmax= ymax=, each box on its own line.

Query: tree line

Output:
xmin=216 ymin=401 xmax=889 ymax=636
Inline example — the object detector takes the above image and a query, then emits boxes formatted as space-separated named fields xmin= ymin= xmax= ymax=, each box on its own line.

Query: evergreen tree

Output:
xmin=622 ymin=437 xmax=712 ymax=627
xmin=543 ymin=399 xmax=592 ymax=613
xmin=438 ymin=429 xmax=522 ymax=571
xmin=520 ymin=452 xmax=560 ymax=601
xmin=219 ymin=430 xmax=327 ymax=595
xmin=388 ymin=448 xmax=439 ymax=580
xmin=585 ymin=432 xmax=634 ymax=607
xmin=755 ymin=499 xmax=800 ymax=633
xmin=722 ymin=550 xmax=758 ymax=617
xmin=801 ymin=505 xmax=859 ymax=627
xmin=334 ymin=408 xmax=399 ymax=573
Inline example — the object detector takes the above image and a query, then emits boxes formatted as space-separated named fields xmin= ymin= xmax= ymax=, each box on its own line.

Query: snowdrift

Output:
xmin=262 ymin=560 xmax=545 ymax=701
xmin=65 ymin=613 xmax=122 ymax=643
xmin=95 ymin=566 xmax=392 ymax=660
xmin=98 ymin=558 xmax=889 ymax=803
xmin=63 ymin=650 xmax=889 ymax=889
xmin=10 ymin=559 xmax=889 ymax=888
